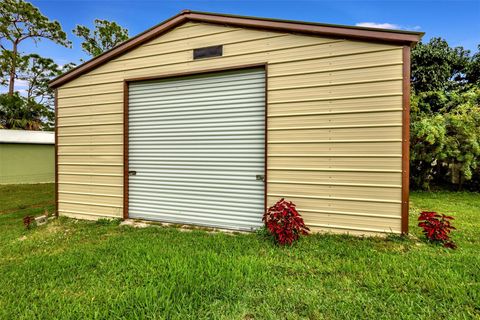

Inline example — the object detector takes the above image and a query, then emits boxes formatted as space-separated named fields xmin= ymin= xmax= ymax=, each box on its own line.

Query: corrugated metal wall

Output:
xmin=128 ymin=69 xmax=265 ymax=230
xmin=0 ymin=144 xmax=54 ymax=184
xmin=57 ymin=21 xmax=403 ymax=233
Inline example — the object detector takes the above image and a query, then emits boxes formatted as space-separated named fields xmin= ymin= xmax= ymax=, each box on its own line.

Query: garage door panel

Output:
xmin=128 ymin=96 xmax=264 ymax=112
xmin=129 ymin=178 xmax=263 ymax=190
xmin=128 ymin=68 xmax=266 ymax=230
xmin=129 ymin=107 xmax=265 ymax=121
xmin=129 ymin=191 xmax=264 ymax=207
xmin=130 ymin=70 xmax=264 ymax=91
xmin=129 ymin=86 xmax=264 ymax=105
xmin=129 ymin=163 xmax=264 ymax=172
xmin=129 ymin=117 xmax=264 ymax=129
xmin=129 ymin=183 xmax=263 ymax=196
xmin=132 ymin=210 xmax=261 ymax=230
xmin=129 ymin=126 xmax=264 ymax=136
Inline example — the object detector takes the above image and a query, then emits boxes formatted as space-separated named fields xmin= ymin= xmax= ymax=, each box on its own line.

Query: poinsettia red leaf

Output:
xmin=417 ymin=210 xmax=456 ymax=248
xmin=263 ymin=198 xmax=309 ymax=245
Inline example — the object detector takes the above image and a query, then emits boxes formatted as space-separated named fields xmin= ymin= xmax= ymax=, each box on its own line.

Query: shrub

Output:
xmin=410 ymin=87 xmax=480 ymax=190
xmin=418 ymin=211 xmax=456 ymax=249
xmin=263 ymin=198 xmax=309 ymax=245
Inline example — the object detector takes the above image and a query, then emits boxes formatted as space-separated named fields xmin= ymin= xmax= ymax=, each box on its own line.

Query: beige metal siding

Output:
xmin=57 ymin=21 xmax=404 ymax=234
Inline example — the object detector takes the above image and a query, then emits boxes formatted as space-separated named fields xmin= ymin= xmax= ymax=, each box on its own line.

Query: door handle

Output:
xmin=128 ymin=171 xmax=137 ymax=176
xmin=256 ymin=175 xmax=265 ymax=182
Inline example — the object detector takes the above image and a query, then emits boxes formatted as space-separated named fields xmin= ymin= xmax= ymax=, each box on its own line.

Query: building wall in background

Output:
xmin=0 ymin=144 xmax=55 ymax=184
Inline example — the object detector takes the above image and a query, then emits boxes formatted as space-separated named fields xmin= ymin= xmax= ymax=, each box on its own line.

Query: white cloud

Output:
xmin=356 ymin=22 xmax=422 ymax=31
xmin=14 ymin=79 xmax=29 ymax=96
xmin=15 ymin=79 xmax=29 ymax=88
xmin=0 ymin=80 xmax=29 ymax=95
xmin=356 ymin=22 xmax=401 ymax=29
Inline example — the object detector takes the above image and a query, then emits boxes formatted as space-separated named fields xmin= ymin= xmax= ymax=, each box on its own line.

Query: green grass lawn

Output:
xmin=0 ymin=183 xmax=54 ymax=213
xmin=0 ymin=184 xmax=478 ymax=319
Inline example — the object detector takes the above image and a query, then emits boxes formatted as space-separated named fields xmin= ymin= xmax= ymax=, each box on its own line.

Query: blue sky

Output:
xmin=15 ymin=0 xmax=480 ymax=69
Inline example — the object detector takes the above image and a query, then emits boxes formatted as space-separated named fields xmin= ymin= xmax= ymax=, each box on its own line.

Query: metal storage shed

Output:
xmin=50 ymin=11 xmax=423 ymax=235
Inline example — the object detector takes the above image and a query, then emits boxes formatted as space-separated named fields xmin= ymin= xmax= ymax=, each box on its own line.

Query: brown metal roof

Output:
xmin=50 ymin=10 xmax=423 ymax=88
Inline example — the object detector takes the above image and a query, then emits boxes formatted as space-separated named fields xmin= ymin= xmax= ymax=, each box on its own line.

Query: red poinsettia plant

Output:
xmin=263 ymin=198 xmax=310 ymax=245
xmin=418 ymin=211 xmax=456 ymax=249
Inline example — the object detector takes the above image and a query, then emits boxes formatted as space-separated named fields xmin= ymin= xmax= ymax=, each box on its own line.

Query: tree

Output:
xmin=0 ymin=50 xmax=24 ymax=87
xmin=19 ymin=54 xmax=60 ymax=106
xmin=411 ymin=38 xmax=470 ymax=94
xmin=73 ymin=19 xmax=129 ymax=57
xmin=0 ymin=93 xmax=48 ymax=130
xmin=410 ymin=88 xmax=480 ymax=190
xmin=466 ymin=45 xmax=480 ymax=84
xmin=0 ymin=52 xmax=71 ymax=130
xmin=410 ymin=39 xmax=480 ymax=190
xmin=0 ymin=0 xmax=70 ymax=95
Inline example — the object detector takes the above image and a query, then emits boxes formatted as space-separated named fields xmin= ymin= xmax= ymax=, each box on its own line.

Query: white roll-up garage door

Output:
xmin=128 ymin=68 xmax=265 ymax=230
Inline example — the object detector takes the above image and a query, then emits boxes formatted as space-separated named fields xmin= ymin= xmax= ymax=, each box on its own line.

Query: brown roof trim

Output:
xmin=187 ymin=10 xmax=423 ymax=42
xmin=49 ymin=10 xmax=423 ymax=88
